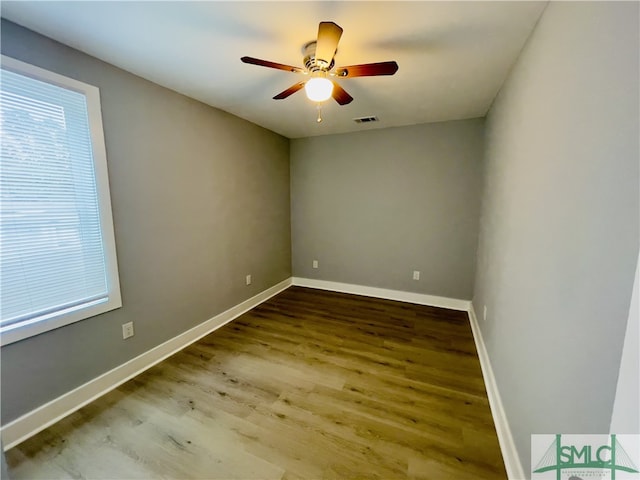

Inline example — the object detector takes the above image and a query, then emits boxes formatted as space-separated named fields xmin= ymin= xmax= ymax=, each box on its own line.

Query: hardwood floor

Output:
xmin=5 ymin=286 xmax=507 ymax=479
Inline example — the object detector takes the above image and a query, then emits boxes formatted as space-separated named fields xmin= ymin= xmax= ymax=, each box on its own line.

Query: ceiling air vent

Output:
xmin=353 ymin=116 xmax=379 ymax=124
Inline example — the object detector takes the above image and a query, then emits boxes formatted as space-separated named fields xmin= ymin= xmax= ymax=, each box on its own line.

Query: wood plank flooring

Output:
xmin=5 ymin=286 xmax=507 ymax=479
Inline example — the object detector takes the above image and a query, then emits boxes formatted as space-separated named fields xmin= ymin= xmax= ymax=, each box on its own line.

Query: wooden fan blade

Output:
xmin=335 ymin=61 xmax=399 ymax=78
xmin=331 ymin=81 xmax=353 ymax=105
xmin=273 ymin=81 xmax=307 ymax=100
xmin=315 ymin=22 xmax=343 ymax=68
xmin=241 ymin=56 xmax=304 ymax=74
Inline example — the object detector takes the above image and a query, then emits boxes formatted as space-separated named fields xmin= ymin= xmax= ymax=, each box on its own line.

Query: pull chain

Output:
xmin=316 ymin=103 xmax=323 ymax=123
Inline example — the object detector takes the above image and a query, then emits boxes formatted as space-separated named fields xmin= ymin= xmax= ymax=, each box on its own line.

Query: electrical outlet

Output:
xmin=483 ymin=305 xmax=487 ymax=322
xmin=246 ymin=274 xmax=252 ymax=285
xmin=312 ymin=260 xmax=318 ymax=269
xmin=122 ymin=322 xmax=134 ymax=339
xmin=413 ymin=270 xmax=420 ymax=280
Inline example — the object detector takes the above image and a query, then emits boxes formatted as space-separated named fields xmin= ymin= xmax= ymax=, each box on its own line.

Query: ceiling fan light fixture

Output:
xmin=305 ymin=77 xmax=333 ymax=102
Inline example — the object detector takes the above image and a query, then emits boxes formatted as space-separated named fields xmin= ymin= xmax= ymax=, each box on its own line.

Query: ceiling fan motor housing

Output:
xmin=302 ymin=41 xmax=334 ymax=72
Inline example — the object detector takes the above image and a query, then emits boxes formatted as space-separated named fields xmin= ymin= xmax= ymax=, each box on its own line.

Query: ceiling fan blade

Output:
xmin=315 ymin=22 xmax=343 ymax=68
xmin=331 ymin=81 xmax=353 ymax=105
xmin=335 ymin=61 xmax=399 ymax=78
xmin=273 ymin=81 xmax=307 ymax=100
xmin=241 ymin=56 xmax=304 ymax=74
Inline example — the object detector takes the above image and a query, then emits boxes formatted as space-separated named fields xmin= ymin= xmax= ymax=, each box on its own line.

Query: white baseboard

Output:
xmin=1 ymin=278 xmax=292 ymax=451
xmin=292 ymin=277 xmax=470 ymax=311
xmin=468 ymin=303 xmax=525 ymax=480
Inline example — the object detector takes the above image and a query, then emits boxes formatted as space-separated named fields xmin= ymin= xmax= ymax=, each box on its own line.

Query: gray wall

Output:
xmin=291 ymin=120 xmax=484 ymax=300
xmin=0 ymin=20 xmax=291 ymax=424
xmin=473 ymin=1 xmax=639 ymax=474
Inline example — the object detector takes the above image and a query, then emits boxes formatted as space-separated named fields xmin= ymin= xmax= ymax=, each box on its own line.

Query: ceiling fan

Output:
xmin=241 ymin=21 xmax=398 ymax=121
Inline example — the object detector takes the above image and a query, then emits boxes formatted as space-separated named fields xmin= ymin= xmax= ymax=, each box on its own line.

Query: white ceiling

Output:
xmin=2 ymin=1 xmax=547 ymax=139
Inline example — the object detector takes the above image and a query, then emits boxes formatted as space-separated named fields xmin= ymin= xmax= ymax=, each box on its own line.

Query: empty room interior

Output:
xmin=0 ymin=2 xmax=638 ymax=479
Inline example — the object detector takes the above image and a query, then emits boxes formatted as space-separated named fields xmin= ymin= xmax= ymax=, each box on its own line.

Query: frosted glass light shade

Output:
xmin=305 ymin=77 xmax=333 ymax=102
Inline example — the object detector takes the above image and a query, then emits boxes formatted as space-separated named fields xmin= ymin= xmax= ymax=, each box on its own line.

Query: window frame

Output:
xmin=0 ymin=55 xmax=121 ymax=346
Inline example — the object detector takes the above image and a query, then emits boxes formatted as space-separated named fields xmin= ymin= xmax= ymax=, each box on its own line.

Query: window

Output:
xmin=0 ymin=55 xmax=121 ymax=346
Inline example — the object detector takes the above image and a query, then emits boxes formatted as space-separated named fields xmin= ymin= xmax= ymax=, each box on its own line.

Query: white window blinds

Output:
xmin=0 ymin=56 xmax=121 ymax=344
